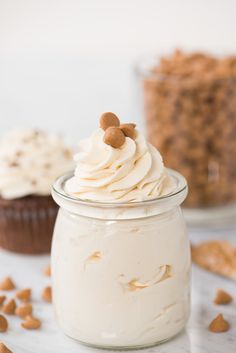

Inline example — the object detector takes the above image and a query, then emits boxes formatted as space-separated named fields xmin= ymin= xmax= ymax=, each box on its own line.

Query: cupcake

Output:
xmin=0 ymin=129 xmax=73 ymax=254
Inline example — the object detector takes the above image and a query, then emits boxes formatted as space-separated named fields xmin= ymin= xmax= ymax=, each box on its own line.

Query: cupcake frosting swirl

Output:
xmin=66 ymin=128 xmax=175 ymax=202
xmin=0 ymin=129 xmax=74 ymax=199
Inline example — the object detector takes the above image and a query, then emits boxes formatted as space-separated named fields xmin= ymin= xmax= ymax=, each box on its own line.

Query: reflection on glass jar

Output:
xmin=137 ymin=50 xmax=236 ymax=225
xmin=51 ymin=170 xmax=190 ymax=350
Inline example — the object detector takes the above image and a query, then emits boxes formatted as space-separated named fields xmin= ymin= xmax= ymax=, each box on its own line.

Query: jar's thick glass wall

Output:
xmin=51 ymin=205 xmax=190 ymax=349
xmin=140 ymin=67 xmax=236 ymax=210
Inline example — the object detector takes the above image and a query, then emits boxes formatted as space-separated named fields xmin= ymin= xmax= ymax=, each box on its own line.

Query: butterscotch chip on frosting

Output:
xmin=15 ymin=288 xmax=31 ymax=302
xmin=0 ymin=277 xmax=15 ymax=291
xmin=65 ymin=120 xmax=176 ymax=202
xmin=191 ymin=241 xmax=236 ymax=280
xmin=0 ymin=342 xmax=13 ymax=353
xmin=103 ymin=127 xmax=125 ymax=148
xmin=214 ymin=289 xmax=233 ymax=305
xmin=208 ymin=314 xmax=230 ymax=333
xmin=100 ymin=112 xmax=120 ymax=131
xmin=120 ymin=124 xmax=136 ymax=139
xmin=2 ymin=299 xmax=16 ymax=315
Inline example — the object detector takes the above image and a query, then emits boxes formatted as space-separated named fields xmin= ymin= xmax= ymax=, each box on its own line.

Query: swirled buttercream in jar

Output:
xmin=52 ymin=113 xmax=190 ymax=349
xmin=66 ymin=128 xmax=175 ymax=202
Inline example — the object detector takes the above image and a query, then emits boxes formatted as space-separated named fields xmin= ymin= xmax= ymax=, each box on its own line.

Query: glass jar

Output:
xmin=51 ymin=170 xmax=190 ymax=350
xmin=136 ymin=51 xmax=236 ymax=227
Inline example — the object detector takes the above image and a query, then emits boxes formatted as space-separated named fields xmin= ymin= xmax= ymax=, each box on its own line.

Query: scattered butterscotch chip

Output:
xmin=120 ymin=124 xmax=136 ymax=139
xmin=208 ymin=314 xmax=230 ymax=333
xmin=0 ymin=277 xmax=15 ymax=291
xmin=15 ymin=303 xmax=32 ymax=319
xmin=43 ymin=265 xmax=51 ymax=277
xmin=21 ymin=315 xmax=41 ymax=330
xmin=0 ymin=297 xmax=6 ymax=306
xmin=104 ymin=127 xmax=125 ymax=148
xmin=0 ymin=342 xmax=13 ymax=353
xmin=15 ymin=288 xmax=31 ymax=303
xmin=2 ymin=299 xmax=16 ymax=315
xmin=191 ymin=241 xmax=236 ymax=280
xmin=0 ymin=315 xmax=8 ymax=332
xmin=100 ymin=112 xmax=120 ymax=131
xmin=42 ymin=286 xmax=52 ymax=303
xmin=214 ymin=289 xmax=233 ymax=305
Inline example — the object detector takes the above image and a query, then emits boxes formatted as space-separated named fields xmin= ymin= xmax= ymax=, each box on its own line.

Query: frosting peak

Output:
xmin=66 ymin=127 xmax=175 ymax=202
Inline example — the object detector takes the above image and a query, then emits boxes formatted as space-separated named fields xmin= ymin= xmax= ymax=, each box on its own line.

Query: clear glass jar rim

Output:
xmin=52 ymin=168 xmax=188 ymax=209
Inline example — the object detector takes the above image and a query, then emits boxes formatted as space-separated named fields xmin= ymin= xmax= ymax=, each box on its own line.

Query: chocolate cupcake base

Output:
xmin=0 ymin=195 xmax=58 ymax=254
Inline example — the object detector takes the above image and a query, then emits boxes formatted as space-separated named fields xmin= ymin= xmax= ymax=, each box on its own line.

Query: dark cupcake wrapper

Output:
xmin=0 ymin=195 xmax=58 ymax=254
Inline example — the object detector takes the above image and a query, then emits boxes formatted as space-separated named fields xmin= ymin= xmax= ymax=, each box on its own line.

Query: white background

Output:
xmin=0 ymin=0 xmax=235 ymax=141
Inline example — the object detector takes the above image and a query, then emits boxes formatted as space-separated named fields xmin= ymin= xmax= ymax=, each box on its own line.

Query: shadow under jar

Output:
xmin=51 ymin=170 xmax=190 ymax=350
xmin=137 ymin=50 xmax=236 ymax=227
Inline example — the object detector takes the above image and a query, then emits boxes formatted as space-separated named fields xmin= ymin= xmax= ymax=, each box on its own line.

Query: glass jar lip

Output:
xmin=52 ymin=168 xmax=188 ymax=209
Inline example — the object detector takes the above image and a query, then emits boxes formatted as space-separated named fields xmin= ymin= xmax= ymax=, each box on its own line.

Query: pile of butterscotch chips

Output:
xmin=0 ymin=265 xmax=51 ymax=353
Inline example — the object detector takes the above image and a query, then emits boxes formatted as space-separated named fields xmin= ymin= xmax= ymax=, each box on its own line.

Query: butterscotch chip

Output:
xmin=42 ymin=286 xmax=52 ymax=303
xmin=15 ymin=303 xmax=32 ymax=318
xmin=15 ymin=288 xmax=31 ymax=303
xmin=121 ymin=123 xmax=136 ymax=129
xmin=0 ymin=277 xmax=15 ymax=291
xmin=2 ymin=299 xmax=16 ymax=315
xmin=103 ymin=127 xmax=125 ymax=148
xmin=208 ymin=314 xmax=230 ymax=333
xmin=120 ymin=124 xmax=136 ymax=139
xmin=191 ymin=241 xmax=236 ymax=280
xmin=43 ymin=265 xmax=51 ymax=277
xmin=0 ymin=315 xmax=8 ymax=332
xmin=0 ymin=297 xmax=6 ymax=306
xmin=214 ymin=289 xmax=233 ymax=305
xmin=0 ymin=342 xmax=13 ymax=353
xmin=100 ymin=112 xmax=120 ymax=130
xmin=21 ymin=315 xmax=41 ymax=330
xmin=142 ymin=50 xmax=236 ymax=208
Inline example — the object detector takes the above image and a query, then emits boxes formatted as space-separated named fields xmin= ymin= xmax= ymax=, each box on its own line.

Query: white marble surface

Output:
xmin=0 ymin=227 xmax=236 ymax=353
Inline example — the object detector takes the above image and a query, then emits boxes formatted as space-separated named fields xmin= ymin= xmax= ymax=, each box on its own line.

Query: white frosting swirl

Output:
xmin=66 ymin=128 xmax=175 ymax=202
xmin=0 ymin=129 xmax=74 ymax=199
